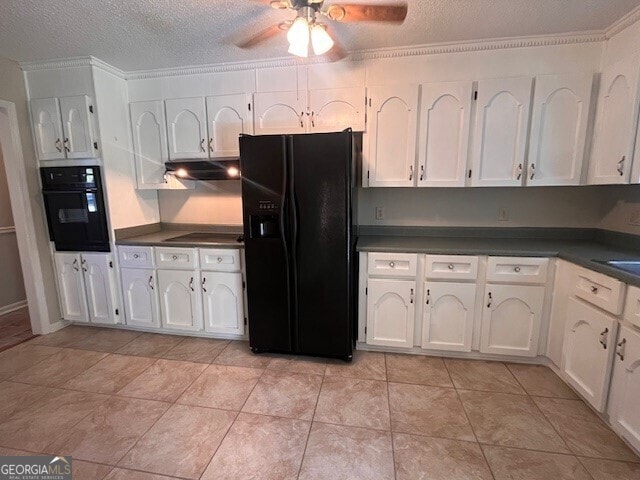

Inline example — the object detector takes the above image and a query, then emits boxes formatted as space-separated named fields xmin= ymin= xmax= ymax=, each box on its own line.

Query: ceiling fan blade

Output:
xmin=322 ymin=27 xmax=347 ymax=62
xmin=326 ymin=3 xmax=408 ymax=23
xmin=250 ymin=0 xmax=291 ymax=8
xmin=236 ymin=23 xmax=284 ymax=49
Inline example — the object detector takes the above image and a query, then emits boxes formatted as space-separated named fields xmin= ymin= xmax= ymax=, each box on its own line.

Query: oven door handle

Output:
xmin=42 ymin=189 xmax=99 ymax=194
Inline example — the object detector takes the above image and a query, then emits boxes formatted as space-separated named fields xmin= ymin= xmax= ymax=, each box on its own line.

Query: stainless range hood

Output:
xmin=165 ymin=157 xmax=241 ymax=181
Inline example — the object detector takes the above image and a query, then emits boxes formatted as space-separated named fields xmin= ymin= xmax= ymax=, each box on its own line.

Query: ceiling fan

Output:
xmin=237 ymin=0 xmax=408 ymax=60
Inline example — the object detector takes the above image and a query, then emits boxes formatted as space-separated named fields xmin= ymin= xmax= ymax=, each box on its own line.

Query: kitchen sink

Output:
xmin=593 ymin=260 xmax=640 ymax=276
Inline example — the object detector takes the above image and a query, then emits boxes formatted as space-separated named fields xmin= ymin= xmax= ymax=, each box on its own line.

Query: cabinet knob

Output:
xmin=217 ymin=257 xmax=223 ymax=263
xmin=172 ymin=255 xmax=178 ymax=261
xmin=448 ymin=264 xmax=454 ymax=270
xmin=133 ymin=254 xmax=140 ymax=259
xmin=389 ymin=261 xmax=395 ymax=268
xmin=514 ymin=266 xmax=521 ymax=273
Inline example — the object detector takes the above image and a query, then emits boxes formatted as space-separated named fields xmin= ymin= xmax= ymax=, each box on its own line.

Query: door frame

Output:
xmin=0 ymin=98 xmax=62 ymax=334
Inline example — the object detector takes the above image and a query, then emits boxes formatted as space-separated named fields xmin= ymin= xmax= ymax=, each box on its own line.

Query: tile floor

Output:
xmin=0 ymin=326 xmax=638 ymax=480
xmin=0 ymin=307 xmax=34 ymax=352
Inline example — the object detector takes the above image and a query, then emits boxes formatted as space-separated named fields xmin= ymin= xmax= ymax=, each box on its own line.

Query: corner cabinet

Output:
xmin=366 ymin=278 xmax=415 ymax=348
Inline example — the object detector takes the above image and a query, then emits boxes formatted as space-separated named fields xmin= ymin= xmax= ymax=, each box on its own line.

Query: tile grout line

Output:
xmin=383 ymin=354 xmax=397 ymax=480
xmin=295 ymin=371 xmax=326 ymax=480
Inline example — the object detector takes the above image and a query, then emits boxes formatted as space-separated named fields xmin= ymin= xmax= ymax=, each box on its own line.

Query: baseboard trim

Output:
xmin=0 ymin=300 xmax=27 ymax=316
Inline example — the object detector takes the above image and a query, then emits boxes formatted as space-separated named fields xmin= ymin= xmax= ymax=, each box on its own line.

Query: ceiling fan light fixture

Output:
xmin=288 ymin=40 xmax=309 ymax=57
xmin=287 ymin=16 xmax=309 ymax=45
xmin=311 ymin=23 xmax=334 ymax=55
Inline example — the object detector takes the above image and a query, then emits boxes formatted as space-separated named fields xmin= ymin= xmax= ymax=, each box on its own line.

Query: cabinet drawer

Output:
xmin=425 ymin=255 xmax=478 ymax=281
xmin=119 ymin=246 xmax=154 ymax=268
xmin=368 ymin=253 xmax=417 ymax=278
xmin=624 ymin=285 xmax=640 ymax=328
xmin=574 ymin=267 xmax=625 ymax=315
xmin=486 ymin=257 xmax=549 ymax=284
xmin=200 ymin=249 xmax=241 ymax=272
xmin=155 ymin=247 xmax=197 ymax=269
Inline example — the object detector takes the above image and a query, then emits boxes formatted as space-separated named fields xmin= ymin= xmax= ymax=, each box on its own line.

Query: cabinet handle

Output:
xmin=300 ymin=112 xmax=304 ymax=128
xmin=487 ymin=292 xmax=492 ymax=308
xmin=516 ymin=163 xmax=523 ymax=180
xmin=389 ymin=261 xmax=395 ymax=268
xmin=617 ymin=156 xmax=625 ymax=176
xmin=599 ymin=328 xmax=609 ymax=349
xmin=409 ymin=165 xmax=413 ymax=181
xmin=419 ymin=165 xmax=424 ymax=181
xmin=208 ymin=137 xmax=214 ymax=153
xmin=617 ymin=338 xmax=627 ymax=361
xmin=590 ymin=286 xmax=598 ymax=294
xmin=189 ymin=277 xmax=194 ymax=292
xmin=426 ymin=289 xmax=430 ymax=305
xmin=55 ymin=138 xmax=62 ymax=153
xmin=63 ymin=138 xmax=70 ymax=153
xmin=514 ymin=266 xmax=521 ymax=273
xmin=410 ymin=288 xmax=414 ymax=304
xmin=448 ymin=264 xmax=454 ymax=270
xmin=200 ymin=138 xmax=206 ymax=152
xmin=81 ymin=259 xmax=88 ymax=272
xmin=148 ymin=276 xmax=154 ymax=290
xmin=72 ymin=259 xmax=79 ymax=272
xmin=202 ymin=277 xmax=207 ymax=292
xmin=311 ymin=111 xmax=315 ymax=128
xmin=529 ymin=163 xmax=535 ymax=180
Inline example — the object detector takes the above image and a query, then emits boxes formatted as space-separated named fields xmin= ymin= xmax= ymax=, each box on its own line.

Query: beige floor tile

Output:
xmin=64 ymin=354 xmax=156 ymax=394
xmin=162 ymin=336 xmax=229 ymax=363
xmin=177 ymin=364 xmax=263 ymax=411
xmin=0 ymin=344 xmax=61 ymax=379
xmin=325 ymin=351 xmax=386 ymax=381
xmin=0 ymin=446 xmax=32 ymax=455
xmin=29 ymin=325 xmax=97 ymax=348
xmin=267 ymin=355 xmax=328 ymax=375
xmin=388 ymin=382 xmax=475 ymax=441
xmin=299 ymin=422 xmax=394 ymax=480
xmin=115 ymin=333 xmax=182 ymax=358
xmin=243 ymin=370 xmax=322 ymax=420
xmin=579 ymin=457 xmax=640 ymax=479
xmin=48 ymin=396 xmax=169 ymax=464
xmin=70 ymin=329 xmax=141 ymax=353
xmin=72 ymin=460 xmax=113 ymax=480
xmin=386 ymin=353 xmax=453 ymax=387
xmin=394 ymin=433 xmax=493 ymax=480
xmin=202 ymin=413 xmax=310 ymax=480
xmin=314 ymin=376 xmax=390 ymax=430
xmin=482 ymin=445 xmax=591 ymax=480
xmin=533 ymin=396 xmax=639 ymax=462
xmin=458 ymin=390 xmax=569 ymax=453
xmin=0 ymin=390 xmax=108 ymax=452
xmin=119 ymin=403 xmax=235 ymax=479
xmin=12 ymin=348 xmax=107 ymax=387
xmin=213 ymin=340 xmax=273 ymax=368
xmin=445 ymin=359 xmax=525 ymax=394
xmin=104 ymin=468 xmax=175 ymax=480
xmin=0 ymin=381 xmax=58 ymax=422
xmin=117 ymin=359 xmax=207 ymax=402
xmin=506 ymin=364 xmax=578 ymax=398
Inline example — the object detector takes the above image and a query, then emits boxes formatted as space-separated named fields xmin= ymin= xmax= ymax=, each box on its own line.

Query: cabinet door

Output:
xmin=54 ymin=252 xmax=88 ymax=322
xmin=609 ymin=326 xmax=640 ymax=452
xmin=130 ymin=101 xmax=169 ymax=188
xmin=527 ymin=74 xmax=593 ymax=186
xmin=253 ymin=91 xmax=306 ymax=135
xmin=417 ymin=81 xmax=472 ymax=187
xmin=201 ymin=271 xmax=245 ymax=335
xmin=82 ymin=253 xmax=117 ymax=324
xmin=366 ymin=278 xmax=415 ymax=348
xmin=471 ymin=77 xmax=533 ymax=186
xmin=308 ymin=87 xmax=366 ymax=133
xmin=422 ymin=282 xmax=475 ymax=352
xmin=589 ymin=56 xmax=640 ymax=184
xmin=367 ymin=85 xmax=419 ymax=187
xmin=206 ymin=94 xmax=253 ymax=157
xmin=480 ymin=284 xmax=544 ymax=357
xmin=562 ymin=298 xmax=618 ymax=411
xmin=30 ymin=98 xmax=65 ymax=161
xmin=165 ymin=97 xmax=209 ymax=159
xmin=121 ymin=268 xmax=159 ymax=328
xmin=157 ymin=269 xmax=201 ymax=331
xmin=59 ymin=95 xmax=98 ymax=159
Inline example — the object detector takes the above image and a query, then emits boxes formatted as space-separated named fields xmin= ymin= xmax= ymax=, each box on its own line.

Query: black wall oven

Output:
xmin=41 ymin=166 xmax=110 ymax=252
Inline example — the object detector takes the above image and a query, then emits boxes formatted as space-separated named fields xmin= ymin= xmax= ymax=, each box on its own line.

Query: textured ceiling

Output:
xmin=1 ymin=0 xmax=639 ymax=71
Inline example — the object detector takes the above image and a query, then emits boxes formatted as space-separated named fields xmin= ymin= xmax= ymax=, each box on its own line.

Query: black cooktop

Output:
xmin=164 ymin=232 xmax=244 ymax=244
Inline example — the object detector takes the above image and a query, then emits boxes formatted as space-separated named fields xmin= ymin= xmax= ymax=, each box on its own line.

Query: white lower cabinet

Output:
xmin=157 ymin=269 xmax=202 ymax=331
xmin=422 ymin=282 xmax=475 ymax=352
xmin=562 ymin=297 xmax=618 ymax=411
xmin=55 ymin=253 xmax=89 ymax=322
xmin=480 ymin=284 xmax=544 ymax=357
xmin=609 ymin=326 xmax=640 ymax=451
xmin=202 ymin=271 xmax=245 ymax=335
xmin=366 ymin=278 xmax=415 ymax=348
xmin=121 ymin=268 xmax=160 ymax=328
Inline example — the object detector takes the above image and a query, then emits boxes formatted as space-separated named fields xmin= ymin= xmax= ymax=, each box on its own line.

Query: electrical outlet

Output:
xmin=498 ymin=208 xmax=509 ymax=221
xmin=630 ymin=210 xmax=640 ymax=226
xmin=375 ymin=206 xmax=385 ymax=220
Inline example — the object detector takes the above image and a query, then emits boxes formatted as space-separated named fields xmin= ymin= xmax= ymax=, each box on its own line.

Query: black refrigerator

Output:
xmin=240 ymin=130 xmax=359 ymax=361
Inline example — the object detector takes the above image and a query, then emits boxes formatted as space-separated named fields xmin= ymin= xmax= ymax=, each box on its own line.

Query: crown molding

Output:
xmin=606 ymin=5 xmax=640 ymax=38
xmin=89 ymin=57 xmax=126 ymax=79
xmin=19 ymin=55 xmax=127 ymax=79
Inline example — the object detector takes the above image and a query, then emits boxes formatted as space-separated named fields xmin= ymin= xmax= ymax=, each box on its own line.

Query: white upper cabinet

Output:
xmin=30 ymin=98 xmax=65 ymax=161
xmin=471 ymin=77 xmax=533 ymax=187
xmin=121 ymin=268 xmax=160 ymax=328
xmin=367 ymin=85 xmax=419 ymax=187
xmin=589 ymin=55 xmax=640 ymax=184
xmin=157 ymin=269 xmax=202 ymax=331
xmin=54 ymin=253 xmax=89 ymax=323
xmin=202 ymin=271 xmax=245 ymax=335
xmin=59 ymin=95 xmax=98 ymax=159
xmin=366 ymin=278 xmax=416 ymax=348
xmin=308 ymin=87 xmax=366 ymax=133
xmin=165 ymin=97 xmax=209 ymax=159
xmin=422 ymin=282 xmax=475 ymax=352
xmin=130 ymin=101 xmax=170 ymax=188
xmin=527 ymin=74 xmax=593 ymax=186
xmin=206 ymin=94 xmax=252 ymax=157
xmin=418 ymin=81 xmax=473 ymax=187
xmin=253 ymin=91 xmax=306 ymax=135
xmin=82 ymin=253 xmax=117 ymax=324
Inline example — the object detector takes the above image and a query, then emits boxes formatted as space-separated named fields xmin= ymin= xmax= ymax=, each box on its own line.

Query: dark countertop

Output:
xmin=115 ymin=223 xmax=244 ymax=249
xmin=357 ymin=230 xmax=640 ymax=287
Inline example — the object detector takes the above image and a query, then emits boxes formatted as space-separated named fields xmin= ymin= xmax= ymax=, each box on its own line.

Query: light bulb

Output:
xmin=227 ymin=166 xmax=240 ymax=177
xmin=311 ymin=24 xmax=334 ymax=55
xmin=287 ymin=17 xmax=309 ymax=47
xmin=288 ymin=41 xmax=309 ymax=57
xmin=175 ymin=168 xmax=188 ymax=178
